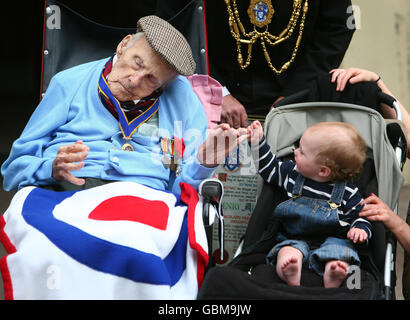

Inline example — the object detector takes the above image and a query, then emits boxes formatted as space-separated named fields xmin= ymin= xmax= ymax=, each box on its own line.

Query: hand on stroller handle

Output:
xmin=330 ymin=67 xmax=410 ymax=159
xmin=330 ymin=68 xmax=380 ymax=92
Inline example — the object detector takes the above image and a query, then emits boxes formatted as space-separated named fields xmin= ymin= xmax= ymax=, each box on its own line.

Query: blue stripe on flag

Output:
xmin=21 ymin=188 xmax=187 ymax=286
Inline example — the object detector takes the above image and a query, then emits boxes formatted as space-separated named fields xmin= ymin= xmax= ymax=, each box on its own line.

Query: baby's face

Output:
xmin=294 ymin=129 xmax=324 ymax=181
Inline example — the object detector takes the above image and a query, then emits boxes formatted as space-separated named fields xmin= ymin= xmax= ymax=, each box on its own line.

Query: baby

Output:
xmin=248 ymin=120 xmax=372 ymax=288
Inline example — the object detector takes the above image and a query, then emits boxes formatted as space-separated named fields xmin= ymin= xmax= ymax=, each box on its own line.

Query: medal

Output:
xmin=160 ymin=137 xmax=171 ymax=168
xmin=247 ymin=0 xmax=274 ymax=28
xmin=225 ymin=0 xmax=308 ymax=74
xmin=121 ymin=141 xmax=134 ymax=152
xmin=160 ymin=137 xmax=185 ymax=175
xmin=98 ymin=73 xmax=159 ymax=151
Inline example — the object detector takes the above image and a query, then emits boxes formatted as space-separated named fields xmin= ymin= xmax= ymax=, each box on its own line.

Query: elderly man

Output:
xmin=0 ymin=15 xmax=246 ymax=300
xmin=1 ymin=16 xmax=240 ymax=195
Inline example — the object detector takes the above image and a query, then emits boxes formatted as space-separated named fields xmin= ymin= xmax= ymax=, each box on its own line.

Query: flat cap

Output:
xmin=137 ymin=15 xmax=196 ymax=76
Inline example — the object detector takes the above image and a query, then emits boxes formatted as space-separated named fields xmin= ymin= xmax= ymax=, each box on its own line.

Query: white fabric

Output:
xmin=0 ymin=181 xmax=208 ymax=300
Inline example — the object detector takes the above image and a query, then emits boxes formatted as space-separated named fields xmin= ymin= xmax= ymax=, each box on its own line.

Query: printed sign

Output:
xmin=212 ymin=140 xmax=260 ymax=265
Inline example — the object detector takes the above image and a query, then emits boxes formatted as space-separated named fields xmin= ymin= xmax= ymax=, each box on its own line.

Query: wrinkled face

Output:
xmin=293 ymin=128 xmax=324 ymax=181
xmin=108 ymin=34 xmax=177 ymax=101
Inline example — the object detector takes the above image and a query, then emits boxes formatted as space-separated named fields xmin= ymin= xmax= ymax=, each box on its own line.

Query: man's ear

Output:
xmin=116 ymin=34 xmax=133 ymax=58
xmin=318 ymin=165 xmax=332 ymax=178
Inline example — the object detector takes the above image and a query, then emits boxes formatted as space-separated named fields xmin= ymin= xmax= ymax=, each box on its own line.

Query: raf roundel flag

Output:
xmin=0 ymin=181 xmax=209 ymax=299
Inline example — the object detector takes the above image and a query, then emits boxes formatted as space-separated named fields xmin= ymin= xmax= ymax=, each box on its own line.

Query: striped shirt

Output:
xmin=254 ymin=137 xmax=372 ymax=238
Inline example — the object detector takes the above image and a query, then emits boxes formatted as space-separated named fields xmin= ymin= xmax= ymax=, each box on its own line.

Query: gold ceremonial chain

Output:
xmin=224 ymin=0 xmax=308 ymax=74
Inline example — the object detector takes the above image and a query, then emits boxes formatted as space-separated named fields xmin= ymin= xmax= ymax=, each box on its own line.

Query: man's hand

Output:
xmin=221 ymin=94 xmax=248 ymax=128
xmin=197 ymin=124 xmax=249 ymax=167
xmin=52 ymin=140 xmax=89 ymax=185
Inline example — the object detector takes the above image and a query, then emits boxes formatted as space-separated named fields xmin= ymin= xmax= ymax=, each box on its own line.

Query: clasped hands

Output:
xmin=197 ymin=123 xmax=251 ymax=168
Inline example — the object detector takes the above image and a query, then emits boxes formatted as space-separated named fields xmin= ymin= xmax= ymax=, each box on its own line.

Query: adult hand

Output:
xmin=197 ymin=124 xmax=249 ymax=167
xmin=52 ymin=140 xmax=89 ymax=185
xmin=221 ymin=94 xmax=248 ymax=129
xmin=269 ymin=96 xmax=285 ymax=111
xmin=330 ymin=68 xmax=379 ymax=92
xmin=331 ymin=67 xmax=410 ymax=160
xmin=361 ymin=193 xmax=410 ymax=254
xmin=359 ymin=193 xmax=394 ymax=224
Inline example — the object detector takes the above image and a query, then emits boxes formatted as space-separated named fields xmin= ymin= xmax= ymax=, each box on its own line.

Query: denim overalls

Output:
xmin=266 ymin=174 xmax=361 ymax=276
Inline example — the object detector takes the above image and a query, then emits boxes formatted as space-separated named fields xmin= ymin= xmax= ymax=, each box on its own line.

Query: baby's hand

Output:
xmin=248 ymin=120 xmax=264 ymax=145
xmin=347 ymin=227 xmax=368 ymax=244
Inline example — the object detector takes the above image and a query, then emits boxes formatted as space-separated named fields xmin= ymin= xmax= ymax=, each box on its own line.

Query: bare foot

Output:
xmin=323 ymin=260 xmax=349 ymax=288
xmin=276 ymin=246 xmax=303 ymax=286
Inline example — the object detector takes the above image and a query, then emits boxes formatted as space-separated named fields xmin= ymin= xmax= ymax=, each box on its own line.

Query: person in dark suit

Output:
xmin=205 ymin=0 xmax=356 ymax=127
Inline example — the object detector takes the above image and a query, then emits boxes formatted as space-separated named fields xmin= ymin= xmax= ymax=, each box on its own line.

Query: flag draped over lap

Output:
xmin=0 ymin=181 xmax=208 ymax=300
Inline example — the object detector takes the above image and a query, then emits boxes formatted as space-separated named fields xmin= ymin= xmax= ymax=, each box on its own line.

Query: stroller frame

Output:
xmin=272 ymin=92 xmax=405 ymax=299
xmin=204 ymin=94 xmax=406 ymax=300
xmin=383 ymin=96 xmax=403 ymax=299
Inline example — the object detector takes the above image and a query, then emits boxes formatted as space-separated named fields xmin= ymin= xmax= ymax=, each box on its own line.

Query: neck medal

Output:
xmin=247 ymin=0 xmax=274 ymax=28
xmin=98 ymin=73 xmax=159 ymax=151
xmin=225 ymin=0 xmax=308 ymax=74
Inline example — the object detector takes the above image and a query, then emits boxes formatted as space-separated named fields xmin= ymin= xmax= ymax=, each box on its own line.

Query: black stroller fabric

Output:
xmin=41 ymin=0 xmax=208 ymax=94
xmin=308 ymin=74 xmax=406 ymax=155
xmin=198 ymin=76 xmax=392 ymax=300
xmin=198 ymin=260 xmax=379 ymax=300
xmin=198 ymin=182 xmax=383 ymax=300
xmin=307 ymin=73 xmax=383 ymax=114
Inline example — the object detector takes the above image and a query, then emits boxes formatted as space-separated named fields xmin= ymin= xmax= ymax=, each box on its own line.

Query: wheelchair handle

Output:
xmin=199 ymin=178 xmax=224 ymax=202
xmin=199 ymin=178 xmax=225 ymax=262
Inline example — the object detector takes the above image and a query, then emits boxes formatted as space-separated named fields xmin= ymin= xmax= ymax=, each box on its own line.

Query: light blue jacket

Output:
xmin=1 ymin=58 xmax=214 ymax=194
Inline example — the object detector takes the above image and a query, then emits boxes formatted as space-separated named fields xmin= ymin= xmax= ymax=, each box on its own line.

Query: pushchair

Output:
xmin=198 ymin=75 xmax=407 ymax=300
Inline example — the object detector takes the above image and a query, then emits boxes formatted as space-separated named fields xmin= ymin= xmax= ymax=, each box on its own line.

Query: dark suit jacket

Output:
xmin=205 ymin=0 xmax=355 ymax=116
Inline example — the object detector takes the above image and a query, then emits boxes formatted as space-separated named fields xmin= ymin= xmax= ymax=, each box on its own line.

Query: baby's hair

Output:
xmin=309 ymin=122 xmax=367 ymax=181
